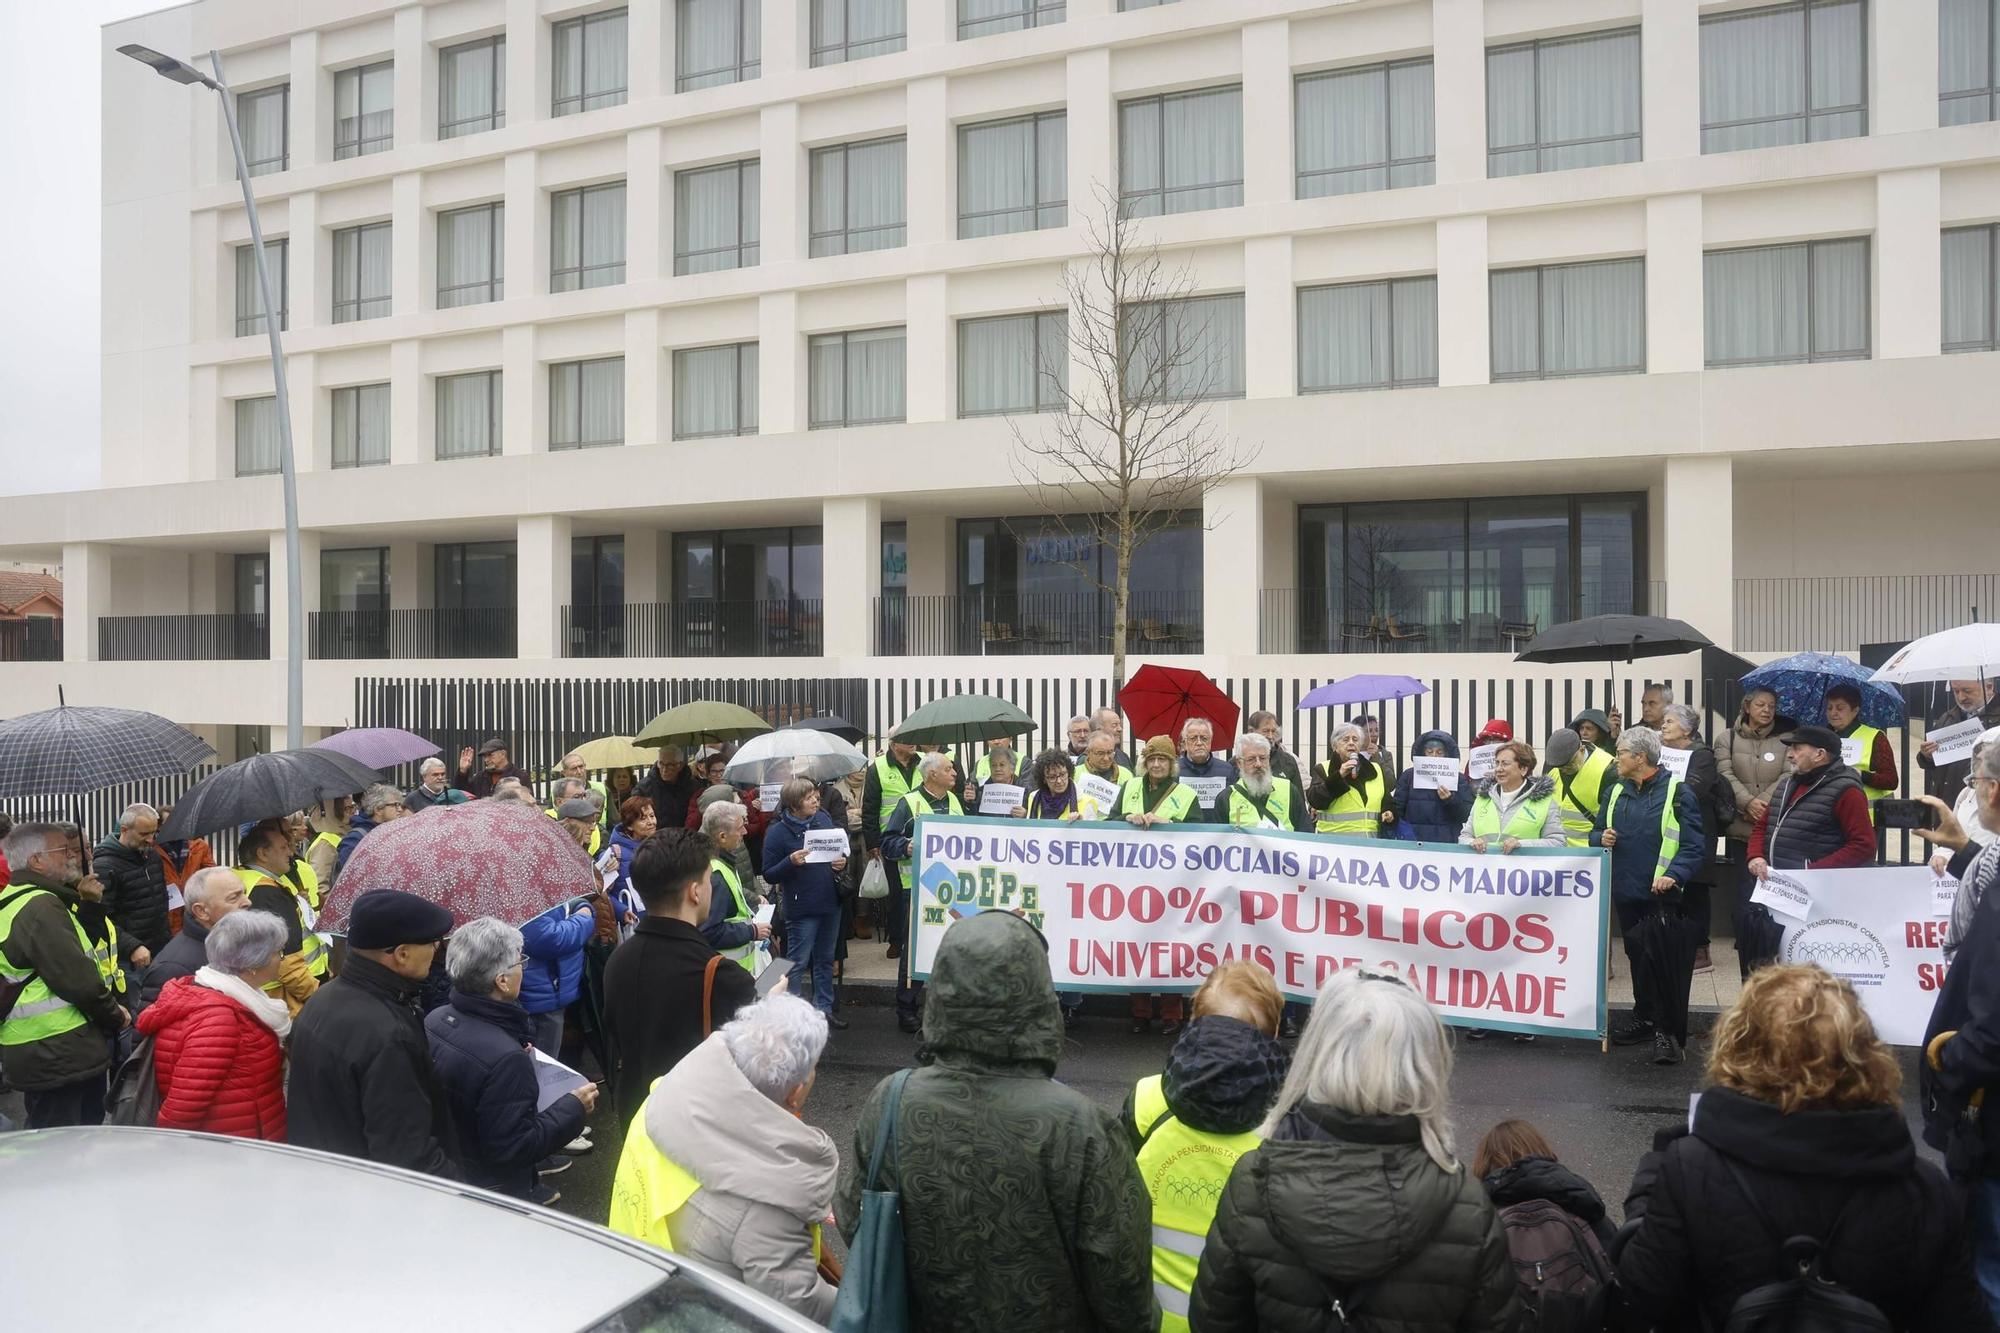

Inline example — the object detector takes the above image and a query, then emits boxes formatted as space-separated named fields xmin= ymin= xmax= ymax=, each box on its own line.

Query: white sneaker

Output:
xmin=559 ymin=1134 xmax=593 ymax=1155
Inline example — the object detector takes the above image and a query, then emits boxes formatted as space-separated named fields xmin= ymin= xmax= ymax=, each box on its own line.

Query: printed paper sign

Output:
xmin=1840 ymin=738 xmax=1864 ymax=767
xmin=1412 ymin=756 xmax=1459 ymax=789
xmin=804 ymin=829 xmax=850 ymax=863
xmin=1657 ymin=747 xmax=1693 ymax=779
xmin=1467 ymin=744 xmax=1499 ymax=781
xmin=978 ymin=782 xmax=1026 ymax=816
xmin=1750 ymin=869 xmax=1813 ymax=921
xmin=757 ymin=782 xmax=782 ymax=812
xmin=1075 ymin=772 xmax=1122 ymax=819
xmin=1183 ymin=775 xmax=1228 ymax=810
xmin=1933 ymin=875 xmax=1960 ymax=920
xmin=1928 ymin=718 xmax=1985 ymax=767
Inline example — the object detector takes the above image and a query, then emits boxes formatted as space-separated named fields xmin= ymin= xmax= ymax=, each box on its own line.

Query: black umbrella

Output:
xmin=0 ymin=702 xmax=215 ymax=799
xmin=782 ymin=714 xmax=866 ymax=744
xmin=1625 ymin=897 xmax=1703 ymax=1047
xmin=1516 ymin=614 xmax=1714 ymax=688
xmin=160 ymin=749 xmax=383 ymax=839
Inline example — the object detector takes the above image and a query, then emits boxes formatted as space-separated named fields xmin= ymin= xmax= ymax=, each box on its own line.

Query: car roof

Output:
xmin=0 ymin=1128 xmax=742 ymax=1329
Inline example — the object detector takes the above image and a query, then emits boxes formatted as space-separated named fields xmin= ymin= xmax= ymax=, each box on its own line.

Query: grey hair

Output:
xmin=489 ymin=782 xmax=534 ymax=804
xmin=445 ymin=916 xmax=525 ymax=996
xmin=1618 ymin=725 xmax=1664 ymax=764
xmin=360 ymin=783 xmax=404 ymax=815
xmin=1663 ymin=703 xmax=1701 ymax=738
xmin=184 ymin=865 xmax=241 ymax=909
xmin=1179 ymin=716 xmax=1213 ymax=739
xmin=0 ymin=822 xmax=65 ymax=871
xmin=119 ymin=803 xmax=159 ymax=830
xmin=418 ymin=756 xmax=446 ymax=777
xmin=656 ymin=745 xmax=685 ymax=763
xmin=203 ymin=908 xmax=287 ymax=977
xmin=1261 ymin=966 xmax=1458 ymax=1171
xmin=1068 ymin=714 xmax=1091 ymax=729
xmin=1644 ymin=683 xmax=1676 ymax=704
xmin=1328 ymin=721 xmax=1362 ymax=748
xmin=1979 ymin=742 xmax=2000 ymax=784
xmin=561 ymin=751 xmax=585 ymax=768
xmin=550 ymin=777 xmax=588 ymax=803
xmin=702 ymin=800 xmax=748 ymax=837
xmin=720 ymin=993 xmax=829 ymax=1104
xmin=918 ymin=751 xmax=954 ymax=777
xmin=780 ymin=777 xmax=819 ymax=812
xmin=1235 ymin=733 xmax=1271 ymax=757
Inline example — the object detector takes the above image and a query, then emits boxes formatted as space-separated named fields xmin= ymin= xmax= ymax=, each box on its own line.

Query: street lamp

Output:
xmin=119 ymin=44 xmax=303 ymax=752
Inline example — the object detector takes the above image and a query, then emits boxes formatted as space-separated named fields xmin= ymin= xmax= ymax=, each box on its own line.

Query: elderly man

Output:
xmin=1225 ymin=733 xmax=1311 ymax=833
xmin=1177 ymin=717 xmax=1236 ymax=824
xmin=639 ymin=747 xmax=701 ymax=832
xmin=455 ymin=737 xmax=529 ymax=800
xmin=862 ymin=735 xmax=923 ymax=963
xmin=92 ymin=802 xmax=172 ymax=957
xmin=1064 ymin=714 xmax=1093 ymax=763
xmin=336 ymin=783 xmax=409 ymax=877
xmin=0 ymin=821 xmax=131 ymax=1127
xmin=881 ymin=752 xmax=965 ymax=1034
xmin=1921 ymin=678 xmax=2000 ymax=799
xmin=559 ymin=750 xmax=612 ymax=817
xmin=1077 ymin=730 xmax=1137 ymax=819
xmin=1547 ymin=727 xmax=1618 ymax=848
xmin=1093 ymin=707 xmax=1134 ymax=768
xmin=1246 ymin=710 xmax=1305 ymax=795
xmin=137 ymin=865 xmax=247 ymax=1011
xmin=234 ymin=819 xmax=322 ymax=1013
xmin=406 ymin=757 xmax=466 ymax=812
xmin=1592 ymin=726 xmax=1704 ymax=1066
xmin=1739 ymin=722 xmax=1875 ymax=974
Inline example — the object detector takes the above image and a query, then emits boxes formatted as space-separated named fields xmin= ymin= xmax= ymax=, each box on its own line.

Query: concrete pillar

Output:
xmin=625 ymin=526 xmax=662 ymax=605
xmin=501 ymin=323 xmax=540 ymax=455
xmin=1873 ymin=0 xmax=1939 ymax=134
xmin=628 ymin=0 xmax=664 ymax=102
xmin=907 ymin=0 xmax=953 ymax=52
xmin=905 ymin=274 xmax=950 ymax=422
xmin=191 ymin=366 xmax=221 ymax=483
xmin=759 ymin=290 xmax=802 ymax=435
xmin=389 ymin=340 xmax=424 ymax=465
xmin=504 ymin=149 xmax=541 ymax=301
xmin=394 ymin=4 xmax=432 ymax=151
xmin=193 ymin=211 xmax=223 ymax=344
xmin=1067 ymin=48 xmax=1114 ymax=225
xmin=906 ymin=78 xmax=951 ymax=247
xmin=903 ymin=514 xmax=952 ymax=597
xmin=823 ymin=496 xmax=883 ymax=659
xmin=625 ymin=308 xmax=664 ymax=447
xmin=392 ymin=171 xmax=423 ymax=313
xmin=1663 ymin=455 xmax=1733 ymax=649
xmin=1432 ymin=0 xmax=1486 ymax=185
xmin=268 ymin=528 xmax=322 ymax=662
xmin=1876 ymin=169 xmax=1943 ymax=360
xmin=1240 ymin=20 xmax=1293 ymax=206
xmin=285 ymin=191 xmax=320 ymax=329
xmin=387 ymin=540 xmax=433 ymax=611
xmin=1435 ymin=214 xmax=1490 ymax=386
xmin=506 ymin=0 xmax=542 ymax=129
xmin=517 ymin=514 xmax=572 ymax=660
xmin=626 ymin=127 xmax=664 ymax=284
xmin=760 ymin=102 xmax=803 ymax=266
xmin=61 ymin=543 xmax=112 ymax=663
xmin=288 ymin=351 xmax=322 ymax=473
xmin=288 ymin=30 xmax=322 ymax=169
xmin=1642 ymin=0 xmax=1699 ymax=162
xmin=1243 ymin=236 xmax=1295 ymax=400
xmin=1203 ymin=478 xmax=1264 ymax=661
xmin=763 ymin=0 xmax=803 ymax=78
xmin=1646 ymin=194 xmax=1704 ymax=374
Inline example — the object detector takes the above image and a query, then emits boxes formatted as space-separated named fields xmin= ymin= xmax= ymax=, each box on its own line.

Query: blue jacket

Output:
xmin=424 ymin=989 xmax=585 ymax=1199
xmin=1388 ymin=730 xmax=1473 ymax=843
xmin=762 ymin=810 xmax=843 ymax=919
xmin=1590 ymin=769 xmax=1705 ymax=903
xmin=608 ymin=827 xmax=643 ymax=902
xmin=517 ymin=900 xmax=596 ymax=1016
xmin=334 ymin=813 xmax=378 ymax=876
xmin=1178 ymin=754 xmax=1237 ymax=824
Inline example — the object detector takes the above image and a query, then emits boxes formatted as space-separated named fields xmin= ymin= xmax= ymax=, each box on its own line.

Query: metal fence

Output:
xmin=311 ymin=608 xmax=519 ymax=660
xmin=1735 ymin=575 xmax=1999 ymax=653
xmin=99 ymin=613 xmax=268 ymax=661
xmin=0 ymin=764 xmax=239 ymax=864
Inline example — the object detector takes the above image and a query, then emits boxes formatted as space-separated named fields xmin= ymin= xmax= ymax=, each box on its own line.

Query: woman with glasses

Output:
xmin=425 ymin=916 xmax=598 ymax=1206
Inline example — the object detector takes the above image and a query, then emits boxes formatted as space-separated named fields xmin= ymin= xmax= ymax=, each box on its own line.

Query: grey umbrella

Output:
xmin=159 ymin=749 xmax=382 ymax=840
xmin=0 ymin=703 xmax=216 ymax=799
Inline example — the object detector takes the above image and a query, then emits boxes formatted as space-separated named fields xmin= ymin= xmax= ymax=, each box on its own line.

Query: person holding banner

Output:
xmin=1388 ymin=730 xmax=1473 ymax=844
xmin=1824 ymin=682 xmax=1899 ymax=822
xmin=1248 ymin=710 xmax=1307 ymax=795
xmin=1121 ymin=736 xmax=1199 ymax=1036
xmin=880 ymin=752 xmax=965 ymax=1035
xmin=1025 ymin=749 xmax=1084 ymax=822
xmin=1459 ymin=741 xmax=1565 ymax=1045
xmin=1177 ymin=717 xmax=1235 ymax=824
xmin=1307 ymin=721 xmax=1390 ymax=838
xmin=1224 ymin=734 xmax=1311 ymax=834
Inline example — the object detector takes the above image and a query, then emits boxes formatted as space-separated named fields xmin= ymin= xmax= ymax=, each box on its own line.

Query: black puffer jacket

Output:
xmin=1119 ymin=1014 xmax=1288 ymax=1146
xmin=1188 ymin=1103 xmax=1520 ymax=1333
xmin=425 ymin=989 xmax=585 ymax=1199
xmin=91 ymin=834 xmax=171 ymax=953
xmin=1618 ymin=1086 xmax=1991 ymax=1332
xmin=1481 ymin=1155 xmax=1615 ymax=1250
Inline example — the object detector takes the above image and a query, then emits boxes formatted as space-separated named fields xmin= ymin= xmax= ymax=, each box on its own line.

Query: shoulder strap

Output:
xmin=701 ymin=953 xmax=723 ymax=1037
xmin=1714 ymin=1151 xmax=1866 ymax=1276
xmin=863 ymin=1067 xmax=915 ymax=1193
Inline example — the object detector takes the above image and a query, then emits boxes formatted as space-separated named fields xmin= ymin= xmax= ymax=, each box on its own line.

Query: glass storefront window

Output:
xmin=672 ymin=526 xmax=824 ymax=656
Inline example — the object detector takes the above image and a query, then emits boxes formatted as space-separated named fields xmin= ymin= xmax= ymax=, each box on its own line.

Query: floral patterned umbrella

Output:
xmin=315 ymin=798 xmax=599 ymax=933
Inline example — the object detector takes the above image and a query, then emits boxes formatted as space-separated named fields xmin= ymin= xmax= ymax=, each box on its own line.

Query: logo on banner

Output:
xmin=919 ymin=859 xmax=1045 ymax=932
xmin=1784 ymin=916 xmax=1892 ymax=977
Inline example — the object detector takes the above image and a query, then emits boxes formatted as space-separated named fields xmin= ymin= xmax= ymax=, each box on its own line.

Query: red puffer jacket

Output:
xmin=134 ymin=975 xmax=287 ymax=1140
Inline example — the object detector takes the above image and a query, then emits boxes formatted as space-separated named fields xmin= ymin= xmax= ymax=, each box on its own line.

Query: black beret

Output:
xmin=347 ymin=889 xmax=455 ymax=950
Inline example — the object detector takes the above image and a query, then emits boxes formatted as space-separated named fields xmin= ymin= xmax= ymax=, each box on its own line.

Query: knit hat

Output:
xmin=1141 ymin=735 xmax=1178 ymax=764
xmin=1543 ymin=728 xmax=1582 ymax=771
xmin=346 ymin=889 xmax=454 ymax=950
xmin=1475 ymin=718 xmax=1513 ymax=744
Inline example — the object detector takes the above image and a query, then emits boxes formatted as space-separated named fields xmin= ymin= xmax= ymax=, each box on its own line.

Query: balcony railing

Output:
xmin=1258 ymin=583 xmax=1663 ymax=655
xmin=1734 ymin=575 xmax=2000 ymax=653
xmin=875 ymin=593 xmax=1204 ymax=656
xmin=310 ymin=608 xmax=517 ymax=660
xmin=98 ymin=614 xmax=268 ymax=661
xmin=562 ymin=601 xmax=824 ymax=658
xmin=0 ymin=618 xmax=61 ymax=662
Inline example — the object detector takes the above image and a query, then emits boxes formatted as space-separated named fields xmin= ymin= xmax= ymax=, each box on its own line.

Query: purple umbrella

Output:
xmin=1300 ymin=675 xmax=1430 ymax=709
xmin=311 ymin=727 xmax=441 ymax=770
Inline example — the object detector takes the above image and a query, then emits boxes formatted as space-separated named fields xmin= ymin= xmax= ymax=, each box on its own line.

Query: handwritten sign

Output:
xmin=757 ymin=783 xmax=782 ymax=812
xmin=1929 ymin=718 xmax=1985 ymax=767
xmin=1412 ymin=756 xmax=1459 ymax=789
xmin=978 ymin=782 xmax=1026 ymax=816
xmin=804 ymin=829 xmax=849 ymax=863
xmin=1657 ymin=747 xmax=1692 ymax=779
xmin=1467 ymin=744 xmax=1499 ymax=782
xmin=1183 ymin=775 xmax=1228 ymax=811
xmin=1076 ymin=772 xmax=1122 ymax=819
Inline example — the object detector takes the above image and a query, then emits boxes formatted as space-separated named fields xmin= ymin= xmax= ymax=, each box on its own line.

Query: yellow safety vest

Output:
xmin=1133 ymin=1074 xmax=1260 ymax=1333
xmin=608 ymin=1092 xmax=824 ymax=1262
xmin=889 ymin=789 xmax=965 ymax=867
xmin=1557 ymin=746 xmax=1616 ymax=847
xmin=233 ymin=865 xmax=325 ymax=984
xmin=1842 ymin=724 xmax=1893 ymax=822
xmin=1226 ymin=778 xmax=1297 ymax=830
xmin=1114 ymin=777 xmax=1198 ymax=823
xmin=1315 ymin=763 xmax=1387 ymax=836
xmin=1470 ymin=788 xmax=1555 ymax=842
xmin=0 ymin=887 xmax=102 ymax=1046
xmin=1602 ymin=776 xmax=1686 ymax=879
xmin=711 ymin=858 xmax=758 ymax=975
xmin=281 ymin=858 xmax=330 ymax=977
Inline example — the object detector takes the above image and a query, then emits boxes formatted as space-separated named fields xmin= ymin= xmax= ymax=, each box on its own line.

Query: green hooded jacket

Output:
xmin=836 ymin=911 xmax=1156 ymax=1333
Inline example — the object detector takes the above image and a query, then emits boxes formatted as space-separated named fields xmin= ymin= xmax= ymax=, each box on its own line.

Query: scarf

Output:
xmin=1030 ymin=783 xmax=1078 ymax=819
xmin=195 ymin=964 xmax=293 ymax=1040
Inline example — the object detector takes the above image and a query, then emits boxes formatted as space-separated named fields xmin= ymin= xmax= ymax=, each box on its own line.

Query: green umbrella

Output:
xmin=634 ymin=700 xmax=772 ymax=749
xmin=891 ymin=694 xmax=1038 ymax=745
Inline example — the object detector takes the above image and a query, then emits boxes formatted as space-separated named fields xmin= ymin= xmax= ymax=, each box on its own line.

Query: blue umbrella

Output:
xmin=1299 ymin=674 xmax=1430 ymax=708
xmin=1740 ymin=652 xmax=1904 ymax=730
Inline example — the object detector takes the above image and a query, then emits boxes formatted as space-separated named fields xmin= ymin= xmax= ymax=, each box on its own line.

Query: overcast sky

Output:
xmin=0 ymin=3 xmax=159 ymax=498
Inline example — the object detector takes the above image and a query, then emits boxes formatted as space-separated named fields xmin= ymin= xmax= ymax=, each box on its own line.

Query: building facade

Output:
xmin=2 ymin=0 xmax=1998 ymax=743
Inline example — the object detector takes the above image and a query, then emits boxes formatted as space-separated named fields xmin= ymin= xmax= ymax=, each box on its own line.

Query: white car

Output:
xmin=1 ymin=1127 xmax=829 ymax=1332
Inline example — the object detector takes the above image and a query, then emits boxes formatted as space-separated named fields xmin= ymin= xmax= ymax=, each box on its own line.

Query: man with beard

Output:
xmin=1223 ymin=734 xmax=1311 ymax=833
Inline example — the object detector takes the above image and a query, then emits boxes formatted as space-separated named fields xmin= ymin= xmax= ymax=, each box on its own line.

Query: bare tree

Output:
xmin=1009 ymin=188 xmax=1259 ymax=693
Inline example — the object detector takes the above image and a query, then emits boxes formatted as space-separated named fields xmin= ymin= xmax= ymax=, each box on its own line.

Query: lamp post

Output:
xmin=118 ymin=44 xmax=303 ymax=752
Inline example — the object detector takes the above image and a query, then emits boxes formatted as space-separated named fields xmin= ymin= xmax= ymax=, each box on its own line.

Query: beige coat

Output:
xmin=1713 ymin=718 xmax=1793 ymax=840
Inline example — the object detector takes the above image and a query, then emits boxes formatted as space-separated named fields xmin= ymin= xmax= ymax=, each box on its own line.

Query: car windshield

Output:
xmin=585 ymin=1273 xmax=784 ymax=1332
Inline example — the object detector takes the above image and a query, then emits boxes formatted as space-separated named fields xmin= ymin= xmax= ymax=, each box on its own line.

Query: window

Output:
xmin=551 ymin=182 xmax=627 ymax=291
xmin=572 ymin=536 xmax=624 ymax=655
xmin=320 ymin=548 xmax=388 ymax=615
xmin=956 ymin=514 xmax=1203 ymax=639
xmin=235 ymin=396 xmax=280 ymax=476
xmin=678 ymin=0 xmax=760 ymax=90
xmin=675 ymin=161 xmax=759 ymax=274
xmin=437 ymin=203 xmax=504 ymax=307
xmin=550 ymin=357 xmax=626 ymax=450
xmin=813 ymin=0 xmax=906 ymax=64
xmin=434 ymin=542 xmax=517 ymax=656
xmin=436 ymin=371 xmax=502 ymax=459
xmin=1490 ymin=259 xmax=1646 ymax=380
xmin=1944 ymin=224 xmax=2000 ymax=352
xmin=1298 ymin=277 xmax=1438 ymax=393
xmin=1700 ymin=1 xmax=1866 ymax=152
xmin=959 ymin=111 xmax=1066 ymax=238
xmin=959 ymin=0 xmax=1064 ymax=39
xmin=237 ymin=85 xmax=288 ymax=176
xmin=331 ymin=383 xmax=390 ymax=468
xmin=1704 ymin=238 xmax=1870 ymax=367
xmin=1943 ymin=0 xmax=1999 ymax=124
xmin=960 ymin=312 xmax=1067 ymax=417
xmin=1119 ymin=86 xmax=1244 ymax=217
xmin=553 ymin=8 xmax=629 ymax=115
xmin=809 ymin=136 xmax=906 ymax=256
xmin=1295 ymin=60 xmax=1435 ymax=198
xmin=331 ymin=223 xmax=391 ymax=323
xmin=234 ymin=239 xmax=288 ymax=337
xmin=1487 ymin=28 xmax=1641 ymax=176
xmin=1122 ymin=293 xmax=1246 ymax=401
xmin=440 ymin=35 xmax=506 ymax=138
xmin=234 ymin=553 xmax=268 ymax=619
xmin=333 ymin=61 xmax=394 ymax=159
xmin=809 ymin=327 xmax=906 ymax=428
xmin=674 ymin=343 xmax=760 ymax=439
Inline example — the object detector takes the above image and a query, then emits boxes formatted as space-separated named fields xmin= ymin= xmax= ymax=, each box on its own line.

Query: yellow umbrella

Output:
xmin=564 ymin=735 xmax=658 ymax=770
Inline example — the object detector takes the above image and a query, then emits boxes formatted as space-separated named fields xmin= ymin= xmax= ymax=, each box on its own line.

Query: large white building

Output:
xmin=2 ymin=0 xmax=1998 ymax=748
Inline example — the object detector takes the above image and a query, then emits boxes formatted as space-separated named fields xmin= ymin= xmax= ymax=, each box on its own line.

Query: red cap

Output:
xmin=1475 ymin=719 xmax=1513 ymax=743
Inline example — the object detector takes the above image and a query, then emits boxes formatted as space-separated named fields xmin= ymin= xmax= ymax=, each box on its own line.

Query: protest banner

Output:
xmin=1776 ymin=866 xmax=1950 ymax=1046
xmin=908 ymin=815 xmax=1610 ymax=1038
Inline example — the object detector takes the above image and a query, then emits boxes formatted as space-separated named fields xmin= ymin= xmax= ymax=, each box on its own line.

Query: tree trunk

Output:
xmin=1112 ymin=526 xmax=1132 ymax=697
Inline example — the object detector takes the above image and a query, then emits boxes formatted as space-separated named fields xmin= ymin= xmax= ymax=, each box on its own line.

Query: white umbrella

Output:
xmin=1868 ymin=623 xmax=2000 ymax=684
xmin=722 ymin=728 xmax=868 ymax=784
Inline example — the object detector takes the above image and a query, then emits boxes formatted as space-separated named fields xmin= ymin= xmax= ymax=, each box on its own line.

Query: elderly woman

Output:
xmin=969 ymin=746 xmax=1027 ymax=817
xmin=1459 ymin=740 xmax=1565 ymax=854
xmin=1118 ymin=736 xmax=1198 ymax=1036
xmin=134 ymin=908 xmax=291 ymax=1140
xmin=1661 ymin=702 xmax=1728 ymax=971
xmin=610 ymin=994 xmax=838 ymax=1321
xmin=1189 ymin=965 xmax=1520 ymax=1332
xmin=700 ymin=801 xmax=771 ymax=972
xmin=425 ymin=916 xmax=596 ymax=1205
xmin=1307 ymin=721 xmax=1389 ymax=838
xmin=764 ymin=778 xmax=849 ymax=1025
xmin=609 ymin=795 xmax=656 ymax=921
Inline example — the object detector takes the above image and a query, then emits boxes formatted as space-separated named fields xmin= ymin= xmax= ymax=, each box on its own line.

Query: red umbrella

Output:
xmin=1118 ymin=665 xmax=1240 ymax=749
xmin=316 ymin=799 xmax=598 ymax=933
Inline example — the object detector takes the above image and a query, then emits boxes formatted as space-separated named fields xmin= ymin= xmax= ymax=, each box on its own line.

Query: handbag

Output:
xmin=107 ymin=1034 xmax=162 ymax=1127
xmin=858 ymin=857 xmax=890 ymax=901
xmin=828 ymin=1067 xmax=914 ymax=1333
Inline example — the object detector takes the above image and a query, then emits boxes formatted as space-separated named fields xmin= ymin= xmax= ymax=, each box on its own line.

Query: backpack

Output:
xmin=1498 ymin=1198 xmax=1612 ymax=1332
xmin=106 ymin=1034 xmax=162 ymax=1127
xmin=1714 ymin=1157 xmax=1891 ymax=1333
